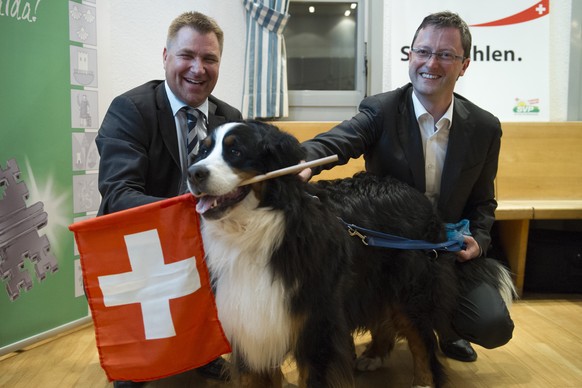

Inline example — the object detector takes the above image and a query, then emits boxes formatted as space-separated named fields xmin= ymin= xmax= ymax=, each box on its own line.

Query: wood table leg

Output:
xmin=497 ymin=219 xmax=530 ymax=297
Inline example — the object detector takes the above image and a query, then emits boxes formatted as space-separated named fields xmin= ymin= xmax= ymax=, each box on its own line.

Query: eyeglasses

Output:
xmin=410 ymin=47 xmax=465 ymax=63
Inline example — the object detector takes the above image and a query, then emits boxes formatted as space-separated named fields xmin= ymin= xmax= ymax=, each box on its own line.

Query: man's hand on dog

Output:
xmin=298 ymin=164 xmax=312 ymax=182
xmin=456 ymin=236 xmax=480 ymax=262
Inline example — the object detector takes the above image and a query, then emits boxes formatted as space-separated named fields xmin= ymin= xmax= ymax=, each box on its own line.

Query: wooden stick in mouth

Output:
xmin=239 ymin=155 xmax=339 ymax=186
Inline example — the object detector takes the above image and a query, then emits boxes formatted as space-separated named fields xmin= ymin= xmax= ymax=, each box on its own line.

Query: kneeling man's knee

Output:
xmin=453 ymin=282 xmax=515 ymax=349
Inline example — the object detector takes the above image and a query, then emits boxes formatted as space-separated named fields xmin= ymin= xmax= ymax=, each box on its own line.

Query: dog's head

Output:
xmin=187 ymin=120 xmax=306 ymax=220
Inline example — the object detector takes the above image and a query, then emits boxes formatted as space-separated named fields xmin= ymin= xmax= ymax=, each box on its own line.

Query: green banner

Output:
xmin=1 ymin=0 xmax=90 ymax=350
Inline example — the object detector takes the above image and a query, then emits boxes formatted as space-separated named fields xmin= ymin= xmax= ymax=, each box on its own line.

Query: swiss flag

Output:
xmin=69 ymin=194 xmax=231 ymax=382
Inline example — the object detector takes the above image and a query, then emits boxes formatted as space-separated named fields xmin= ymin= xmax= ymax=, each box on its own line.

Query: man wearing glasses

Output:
xmin=301 ymin=11 xmax=514 ymax=363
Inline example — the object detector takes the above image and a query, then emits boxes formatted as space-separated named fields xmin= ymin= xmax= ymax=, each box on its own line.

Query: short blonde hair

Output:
xmin=167 ymin=11 xmax=224 ymax=53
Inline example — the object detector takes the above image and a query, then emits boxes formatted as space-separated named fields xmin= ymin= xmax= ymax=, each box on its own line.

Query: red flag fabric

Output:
xmin=69 ymin=194 xmax=231 ymax=382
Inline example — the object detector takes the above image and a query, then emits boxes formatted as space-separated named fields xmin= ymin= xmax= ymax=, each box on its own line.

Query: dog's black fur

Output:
xmin=188 ymin=120 xmax=515 ymax=388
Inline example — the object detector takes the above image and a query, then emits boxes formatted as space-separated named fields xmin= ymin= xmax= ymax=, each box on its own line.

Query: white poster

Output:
xmin=389 ymin=0 xmax=550 ymax=121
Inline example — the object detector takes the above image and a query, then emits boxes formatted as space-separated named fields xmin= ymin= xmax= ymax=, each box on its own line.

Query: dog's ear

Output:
xmin=265 ymin=127 xmax=306 ymax=169
xmin=249 ymin=121 xmax=306 ymax=170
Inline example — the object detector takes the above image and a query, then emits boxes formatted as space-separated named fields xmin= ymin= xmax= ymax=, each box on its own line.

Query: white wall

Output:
xmin=548 ymin=0 xmax=573 ymax=120
xmin=97 ymin=0 xmax=573 ymax=122
xmin=96 ymin=0 xmax=246 ymax=123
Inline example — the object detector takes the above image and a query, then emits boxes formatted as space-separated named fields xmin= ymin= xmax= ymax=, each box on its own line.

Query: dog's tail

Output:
xmin=496 ymin=262 xmax=518 ymax=308
xmin=455 ymin=256 xmax=517 ymax=305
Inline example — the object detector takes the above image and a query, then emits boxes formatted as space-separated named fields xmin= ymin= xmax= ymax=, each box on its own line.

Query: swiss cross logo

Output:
xmin=98 ymin=229 xmax=201 ymax=340
xmin=471 ymin=0 xmax=550 ymax=27
xmin=70 ymin=194 xmax=230 ymax=382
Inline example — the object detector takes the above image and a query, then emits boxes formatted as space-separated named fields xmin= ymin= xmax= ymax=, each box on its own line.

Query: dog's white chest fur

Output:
xmin=202 ymin=205 xmax=291 ymax=371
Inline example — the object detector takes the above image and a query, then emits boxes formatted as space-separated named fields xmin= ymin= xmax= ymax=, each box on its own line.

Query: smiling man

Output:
xmin=164 ymin=15 xmax=221 ymax=112
xmin=301 ymin=11 xmax=514 ymax=364
xmin=96 ymin=11 xmax=241 ymax=387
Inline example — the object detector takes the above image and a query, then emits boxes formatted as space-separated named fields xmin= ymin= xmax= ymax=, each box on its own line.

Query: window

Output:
xmin=286 ymin=2 xmax=358 ymax=91
xmin=283 ymin=0 xmax=366 ymax=120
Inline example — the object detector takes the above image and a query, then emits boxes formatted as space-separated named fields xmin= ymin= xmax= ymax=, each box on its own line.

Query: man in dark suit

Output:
xmin=301 ymin=11 xmax=514 ymax=362
xmin=96 ymin=11 xmax=242 ymax=387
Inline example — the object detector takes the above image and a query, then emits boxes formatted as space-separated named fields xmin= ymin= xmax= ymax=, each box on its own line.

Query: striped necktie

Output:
xmin=183 ymin=108 xmax=199 ymax=156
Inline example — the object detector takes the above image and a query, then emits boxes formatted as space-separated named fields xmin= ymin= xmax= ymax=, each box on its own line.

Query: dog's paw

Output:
xmin=355 ymin=355 xmax=383 ymax=371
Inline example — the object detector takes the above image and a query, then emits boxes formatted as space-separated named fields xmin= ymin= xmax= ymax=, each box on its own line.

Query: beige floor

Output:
xmin=1 ymin=294 xmax=582 ymax=387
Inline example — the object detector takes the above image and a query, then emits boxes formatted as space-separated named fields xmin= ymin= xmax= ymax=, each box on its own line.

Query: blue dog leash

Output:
xmin=339 ymin=218 xmax=468 ymax=252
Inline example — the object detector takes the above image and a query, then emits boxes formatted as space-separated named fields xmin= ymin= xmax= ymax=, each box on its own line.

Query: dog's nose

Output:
xmin=188 ymin=165 xmax=210 ymax=186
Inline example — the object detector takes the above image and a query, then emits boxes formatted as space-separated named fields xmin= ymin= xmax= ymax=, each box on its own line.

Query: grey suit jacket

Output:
xmin=96 ymin=80 xmax=243 ymax=215
xmin=302 ymin=83 xmax=502 ymax=253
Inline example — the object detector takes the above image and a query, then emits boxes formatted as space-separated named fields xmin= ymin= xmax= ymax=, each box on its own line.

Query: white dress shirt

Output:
xmin=412 ymin=91 xmax=454 ymax=207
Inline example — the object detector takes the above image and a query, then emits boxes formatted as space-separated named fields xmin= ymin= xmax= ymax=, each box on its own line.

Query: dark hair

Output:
xmin=411 ymin=11 xmax=472 ymax=59
xmin=167 ymin=11 xmax=224 ymax=54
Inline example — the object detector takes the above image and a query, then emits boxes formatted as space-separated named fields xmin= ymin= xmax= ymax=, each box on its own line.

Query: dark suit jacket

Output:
xmin=96 ymin=80 xmax=242 ymax=215
xmin=302 ymin=83 xmax=502 ymax=253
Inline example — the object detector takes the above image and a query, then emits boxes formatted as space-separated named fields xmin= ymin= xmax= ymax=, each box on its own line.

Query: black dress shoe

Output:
xmin=439 ymin=339 xmax=477 ymax=362
xmin=113 ymin=381 xmax=144 ymax=388
xmin=196 ymin=357 xmax=231 ymax=381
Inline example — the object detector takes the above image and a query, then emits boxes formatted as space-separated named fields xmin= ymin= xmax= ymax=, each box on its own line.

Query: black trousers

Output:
xmin=447 ymin=281 xmax=515 ymax=349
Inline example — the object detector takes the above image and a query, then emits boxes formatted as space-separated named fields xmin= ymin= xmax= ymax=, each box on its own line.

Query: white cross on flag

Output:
xmin=69 ymin=194 xmax=230 ymax=382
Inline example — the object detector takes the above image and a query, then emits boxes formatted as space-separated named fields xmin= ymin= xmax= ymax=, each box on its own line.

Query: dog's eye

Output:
xmin=230 ymin=148 xmax=241 ymax=157
xmin=192 ymin=145 xmax=209 ymax=163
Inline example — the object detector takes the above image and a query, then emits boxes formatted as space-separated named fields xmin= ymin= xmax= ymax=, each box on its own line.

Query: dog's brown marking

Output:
xmin=392 ymin=308 xmax=435 ymax=387
xmin=201 ymin=136 xmax=212 ymax=148
xmin=360 ymin=307 xmax=397 ymax=361
xmin=250 ymin=181 xmax=266 ymax=201
xmin=223 ymin=134 xmax=236 ymax=147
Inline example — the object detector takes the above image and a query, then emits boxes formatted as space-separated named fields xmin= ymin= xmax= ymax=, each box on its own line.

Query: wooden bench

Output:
xmin=495 ymin=122 xmax=582 ymax=295
xmin=273 ymin=121 xmax=582 ymax=296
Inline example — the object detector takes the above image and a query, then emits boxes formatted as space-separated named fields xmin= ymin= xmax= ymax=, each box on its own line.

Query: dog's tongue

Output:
xmin=194 ymin=187 xmax=251 ymax=215
xmin=195 ymin=196 xmax=216 ymax=214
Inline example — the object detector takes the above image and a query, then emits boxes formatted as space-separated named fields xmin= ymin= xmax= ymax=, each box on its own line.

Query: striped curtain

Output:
xmin=241 ymin=0 xmax=290 ymax=119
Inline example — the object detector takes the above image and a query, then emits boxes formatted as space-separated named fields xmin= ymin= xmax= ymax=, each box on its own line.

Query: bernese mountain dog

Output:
xmin=187 ymin=120 xmax=515 ymax=388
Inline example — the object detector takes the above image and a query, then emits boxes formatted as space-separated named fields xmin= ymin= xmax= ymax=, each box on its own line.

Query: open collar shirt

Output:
xmin=412 ymin=91 xmax=454 ymax=207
